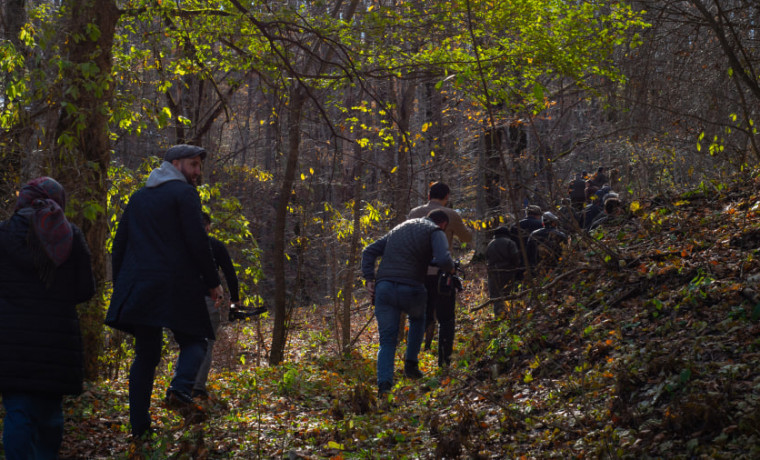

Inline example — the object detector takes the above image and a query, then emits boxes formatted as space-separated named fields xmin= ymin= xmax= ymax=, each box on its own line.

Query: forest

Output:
xmin=1 ymin=0 xmax=760 ymax=458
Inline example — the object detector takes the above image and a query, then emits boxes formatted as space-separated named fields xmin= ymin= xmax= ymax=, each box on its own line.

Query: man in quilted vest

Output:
xmin=361 ymin=210 xmax=454 ymax=396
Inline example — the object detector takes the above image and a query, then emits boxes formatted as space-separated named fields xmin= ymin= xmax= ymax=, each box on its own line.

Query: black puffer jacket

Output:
xmin=0 ymin=213 xmax=95 ymax=395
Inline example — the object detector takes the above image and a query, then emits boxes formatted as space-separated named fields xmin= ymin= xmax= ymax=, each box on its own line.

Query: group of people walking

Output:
xmin=360 ymin=170 xmax=624 ymax=397
xmin=1 ymin=149 xmax=624 ymax=454
xmin=486 ymin=166 xmax=624 ymax=316
xmin=1 ymin=145 xmax=242 ymax=457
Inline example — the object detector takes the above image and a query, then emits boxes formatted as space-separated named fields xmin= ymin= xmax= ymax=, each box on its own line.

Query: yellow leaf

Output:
xmin=309 ymin=167 xmax=314 ymax=175
xmin=328 ymin=441 xmax=344 ymax=450
xmin=421 ymin=122 xmax=431 ymax=132
xmin=390 ymin=166 xmax=398 ymax=174
xmin=630 ymin=201 xmax=641 ymax=212
xmin=300 ymin=173 xmax=306 ymax=180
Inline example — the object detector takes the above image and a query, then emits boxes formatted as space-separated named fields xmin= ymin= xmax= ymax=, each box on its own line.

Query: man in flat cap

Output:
xmin=106 ymin=144 xmax=223 ymax=440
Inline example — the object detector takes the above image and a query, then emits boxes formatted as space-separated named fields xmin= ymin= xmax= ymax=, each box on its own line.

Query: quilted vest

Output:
xmin=376 ymin=218 xmax=441 ymax=284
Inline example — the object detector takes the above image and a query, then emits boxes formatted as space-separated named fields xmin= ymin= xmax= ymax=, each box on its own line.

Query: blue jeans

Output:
xmin=129 ymin=325 xmax=207 ymax=437
xmin=374 ymin=280 xmax=427 ymax=387
xmin=2 ymin=392 xmax=63 ymax=460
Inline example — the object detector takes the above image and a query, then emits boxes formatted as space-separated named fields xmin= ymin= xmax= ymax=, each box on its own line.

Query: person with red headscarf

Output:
xmin=0 ymin=177 xmax=95 ymax=459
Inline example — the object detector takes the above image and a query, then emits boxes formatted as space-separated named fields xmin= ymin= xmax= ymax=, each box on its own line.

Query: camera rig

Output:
xmin=228 ymin=305 xmax=268 ymax=321
xmin=437 ymin=261 xmax=465 ymax=295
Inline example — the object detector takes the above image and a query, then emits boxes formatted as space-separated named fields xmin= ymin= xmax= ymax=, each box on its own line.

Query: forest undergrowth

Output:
xmin=6 ymin=175 xmax=760 ymax=459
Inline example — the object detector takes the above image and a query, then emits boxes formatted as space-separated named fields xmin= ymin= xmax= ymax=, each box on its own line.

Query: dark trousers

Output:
xmin=424 ymin=274 xmax=457 ymax=367
xmin=129 ymin=325 xmax=207 ymax=437
xmin=1 ymin=392 xmax=63 ymax=460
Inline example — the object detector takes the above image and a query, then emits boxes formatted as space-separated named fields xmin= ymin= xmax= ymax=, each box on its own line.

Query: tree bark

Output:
xmin=52 ymin=0 xmax=121 ymax=380
xmin=341 ymin=142 xmax=363 ymax=355
xmin=269 ymin=87 xmax=305 ymax=365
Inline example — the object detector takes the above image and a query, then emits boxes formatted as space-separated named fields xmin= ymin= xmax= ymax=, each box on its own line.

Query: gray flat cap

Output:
xmin=164 ymin=144 xmax=207 ymax=162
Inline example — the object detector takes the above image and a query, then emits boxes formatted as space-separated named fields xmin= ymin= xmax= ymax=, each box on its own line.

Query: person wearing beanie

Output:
xmin=590 ymin=196 xmax=624 ymax=230
xmin=1 ymin=177 xmax=95 ymax=459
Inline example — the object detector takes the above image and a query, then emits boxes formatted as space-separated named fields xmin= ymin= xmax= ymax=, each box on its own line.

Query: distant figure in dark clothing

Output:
xmin=519 ymin=205 xmax=544 ymax=234
xmin=527 ymin=212 xmax=569 ymax=268
xmin=516 ymin=205 xmax=543 ymax=275
xmin=580 ymin=186 xmax=612 ymax=230
xmin=590 ymin=196 xmax=624 ymax=230
xmin=0 ymin=177 xmax=95 ymax=459
xmin=585 ymin=166 xmax=607 ymax=200
xmin=486 ymin=226 xmax=520 ymax=317
xmin=106 ymin=144 xmax=223 ymax=438
xmin=193 ymin=212 xmax=240 ymax=399
xmin=568 ymin=172 xmax=587 ymax=210
xmin=589 ymin=166 xmax=607 ymax=188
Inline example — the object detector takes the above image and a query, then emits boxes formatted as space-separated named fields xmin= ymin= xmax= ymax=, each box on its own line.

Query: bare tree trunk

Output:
xmin=267 ymin=0 xmax=363 ymax=365
xmin=269 ymin=87 xmax=304 ymax=365
xmin=391 ymin=78 xmax=416 ymax=221
xmin=340 ymin=142 xmax=363 ymax=355
xmin=52 ymin=0 xmax=121 ymax=380
xmin=2 ymin=0 xmax=26 ymax=45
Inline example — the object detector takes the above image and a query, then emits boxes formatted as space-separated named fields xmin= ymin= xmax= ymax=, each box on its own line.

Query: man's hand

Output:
xmin=210 ymin=285 xmax=224 ymax=308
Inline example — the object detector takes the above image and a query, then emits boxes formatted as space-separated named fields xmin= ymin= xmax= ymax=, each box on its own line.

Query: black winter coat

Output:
xmin=106 ymin=180 xmax=220 ymax=338
xmin=0 ymin=214 xmax=95 ymax=395
xmin=486 ymin=235 xmax=520 ymax=298
xmin=210 ymin=237 xmax=239 ymax=303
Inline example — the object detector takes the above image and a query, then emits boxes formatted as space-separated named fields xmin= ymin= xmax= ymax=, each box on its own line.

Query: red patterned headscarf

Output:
xmin=15 ymin=177 xmax=74 ymax=267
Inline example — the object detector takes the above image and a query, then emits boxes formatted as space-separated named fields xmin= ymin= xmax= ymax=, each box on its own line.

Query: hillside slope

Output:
xmin=449 ymin=175 xmax=760 ymax=458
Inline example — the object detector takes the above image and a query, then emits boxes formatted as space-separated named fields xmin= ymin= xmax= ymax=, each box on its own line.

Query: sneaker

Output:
xmin=165 ymin=389 xmax=206 ymax=424
xmin=404 ymin=360 xmax=423 ymax=379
